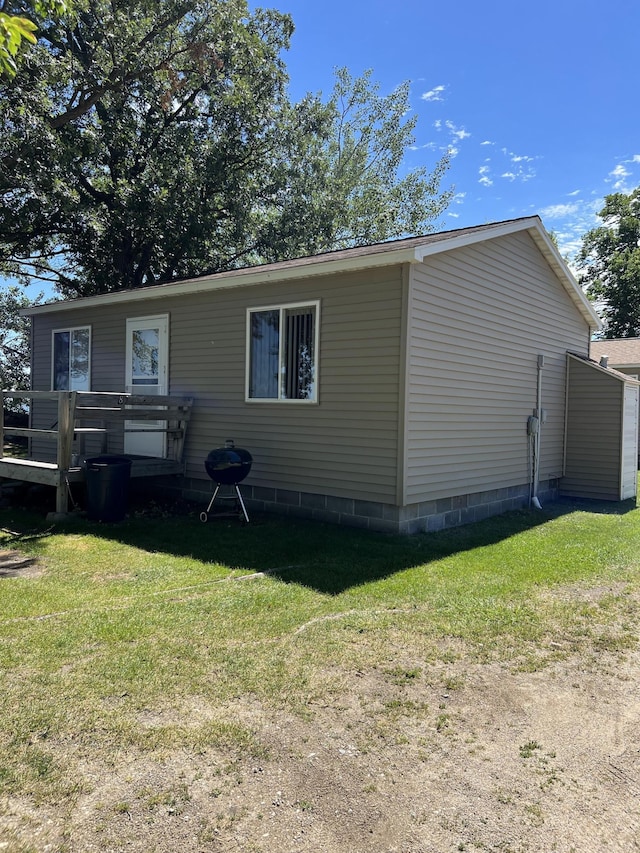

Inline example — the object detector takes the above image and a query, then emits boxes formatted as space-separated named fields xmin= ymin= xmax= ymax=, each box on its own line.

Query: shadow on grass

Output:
xmin=1 ymin=487 xmax=636 ymax=595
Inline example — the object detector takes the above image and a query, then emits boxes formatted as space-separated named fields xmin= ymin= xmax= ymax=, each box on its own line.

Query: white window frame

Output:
xmin=245 ymin=300 xmax=320 ymax=403
xmin=51 ymin=325 xmax=92 ymax=391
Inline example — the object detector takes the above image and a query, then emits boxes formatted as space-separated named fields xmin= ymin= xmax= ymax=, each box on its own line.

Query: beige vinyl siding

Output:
xmin=30 ymin=267 xmax=404 ymax=501
xmin=562 ymin=357 xmax=623 ymax=499
xmin=174 ymin=268 xmax=403 ymax=500
xmin=30 ymin=303 xmax=131 ymax=461
xmin=405 ymin=230 xmax=590 ymax=503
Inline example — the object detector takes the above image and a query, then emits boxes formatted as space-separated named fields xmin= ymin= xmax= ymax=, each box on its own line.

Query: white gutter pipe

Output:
xmin=532 ymin=354 xmax=544 ymax=509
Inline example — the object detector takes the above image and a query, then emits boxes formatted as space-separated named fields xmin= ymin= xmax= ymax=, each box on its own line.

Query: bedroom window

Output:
xmin=247 ymin=302 xmax=318 ymax=402
xmin=52 ymin=326 xmax=91 ymax=391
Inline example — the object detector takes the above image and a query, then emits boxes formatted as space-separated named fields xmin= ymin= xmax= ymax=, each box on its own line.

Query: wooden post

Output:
xmin=55 ymin=391 xmax=76 ymax=513
xmin=170 ymin=399 xmax=192 ymax=464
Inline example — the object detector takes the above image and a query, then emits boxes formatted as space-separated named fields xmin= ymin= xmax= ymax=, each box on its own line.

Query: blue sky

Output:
xmin=12 ymin=0 xmax=637 ymax=304
xmin=268 ymin=0 xmax=639 ymax=261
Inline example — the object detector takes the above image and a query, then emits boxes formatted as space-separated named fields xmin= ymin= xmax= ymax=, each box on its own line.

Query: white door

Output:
xmin=621 ymin=384 xmax=639 ymax=500
xmin=124 ymin=315 xmax=169 ymax=457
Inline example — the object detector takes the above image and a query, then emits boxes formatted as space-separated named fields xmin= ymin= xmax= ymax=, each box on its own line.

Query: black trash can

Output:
xmin=85 ymin=456 xmax=132 ymax=522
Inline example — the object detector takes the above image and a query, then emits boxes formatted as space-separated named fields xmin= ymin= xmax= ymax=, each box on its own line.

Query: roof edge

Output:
xmin=20 ymin=217 xmax=602 ymax=330
xmin=567 ymin=351 xmax=640 ymax=384
xmin=414 ymin=216 xmax=601 ymax=332
xmin=20 ymin=245 xmax=422 ymax=315
xmin=526 ymin=223 xmax=602 ymax=332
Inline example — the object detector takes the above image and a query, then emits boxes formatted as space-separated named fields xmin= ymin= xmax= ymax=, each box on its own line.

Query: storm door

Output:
xmin=124 ymin=315 xmax=169 ymax=457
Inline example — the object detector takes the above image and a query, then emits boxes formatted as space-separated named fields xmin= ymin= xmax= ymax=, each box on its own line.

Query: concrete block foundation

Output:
xmin=142 ymin=476 xmax=559 ymax=535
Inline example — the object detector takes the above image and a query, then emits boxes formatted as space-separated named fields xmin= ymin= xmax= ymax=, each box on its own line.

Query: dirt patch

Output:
xmin=2 ymin=637 xmax=640 ymax=852
xmin=0 ymin=548 xmax=43 ymax=579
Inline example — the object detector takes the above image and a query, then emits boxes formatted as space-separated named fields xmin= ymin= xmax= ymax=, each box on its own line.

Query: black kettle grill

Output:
xmin=200 ymin=439 xmax=252 ymax=524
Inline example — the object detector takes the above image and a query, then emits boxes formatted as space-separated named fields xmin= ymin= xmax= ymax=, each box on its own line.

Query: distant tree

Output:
xmin=0 ymin=286 xmax=35 ymax=402
xmin=255 ymin=68 xmax=452 ymax=262
xmin=578 ymin=188 xmax=640 ymax=338
xmin=0 ymin=0 xmax=451 ymax=299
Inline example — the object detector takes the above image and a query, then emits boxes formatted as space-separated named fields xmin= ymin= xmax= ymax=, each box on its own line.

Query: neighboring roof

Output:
xmin=590 ymin=338 xmax=640 ymax=367
xmin=22 ymin=215 xmax=602 ymax=330
xmin=568 ymin=352 xmax=640 ymax=384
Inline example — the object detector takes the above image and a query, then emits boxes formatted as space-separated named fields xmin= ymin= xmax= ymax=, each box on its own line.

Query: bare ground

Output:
xmin=1 ymin=579 xmax=640 ymax=851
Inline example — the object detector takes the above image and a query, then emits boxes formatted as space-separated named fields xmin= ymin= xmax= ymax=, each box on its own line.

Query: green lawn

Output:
xmin=1 ymin=490 xmax=639 ymax=806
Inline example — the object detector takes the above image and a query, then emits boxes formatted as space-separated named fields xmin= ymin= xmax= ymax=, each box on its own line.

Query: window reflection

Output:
xmin=53 ymin=328 xmax=90 ymax=391
xmin=132 ymin=328 xmax=159 ymax=385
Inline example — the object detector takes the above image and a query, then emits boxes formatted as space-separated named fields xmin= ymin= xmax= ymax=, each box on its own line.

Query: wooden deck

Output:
xmin=1 ymin=391 xmax=193 ymax=512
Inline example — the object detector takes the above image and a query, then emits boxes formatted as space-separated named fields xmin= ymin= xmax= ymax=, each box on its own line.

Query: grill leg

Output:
xmin=235 ymin=484 xmax=250 ymax=524
xmin=207 ymin=484 xmax=221 ymax=513
xmin=199 ymin=484 xmax=222 ymax=521
xmin=201 ymin=483 xmax=249 ymax=523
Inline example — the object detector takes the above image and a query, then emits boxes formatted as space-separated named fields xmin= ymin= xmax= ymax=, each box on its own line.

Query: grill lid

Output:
xmin=204 ymin=439 xmax=252 ymax=485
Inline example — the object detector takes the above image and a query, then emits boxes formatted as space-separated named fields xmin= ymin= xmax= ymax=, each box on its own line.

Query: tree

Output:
xmin=578 ymin=188 xmax=640 ymax=338
xmin=0 ymin=0 xmax=451 ymax=299
xmin=1 ymin=0 xmax=301 ymax=296
xmin=0 ymin=285 xmax=35 ymax=401
xmin=254 ymin=68 xmax=452 ymax=262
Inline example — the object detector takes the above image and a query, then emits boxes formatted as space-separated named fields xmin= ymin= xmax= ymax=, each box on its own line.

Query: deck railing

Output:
xmin=1 ymin=390 xmax=77 ymax=471
xmin=1 ymin=390 xmax=193 ymax=513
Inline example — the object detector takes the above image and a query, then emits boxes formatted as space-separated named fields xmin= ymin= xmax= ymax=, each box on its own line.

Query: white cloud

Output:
xmin=499 ymin=166 xmax=536 ymax=183
xmin=448 ymin=146 xmax=459 ymax=158
xmin=480 ymin=140 xmax=494 ymax=146
xmin=608 ymin=162 xmax=632 ymax=190
xmin=409 ymin=142 xmax=437 ymax=151
xmin=605 ymin=154 xmax=640 ymax=191
xmin=421 ymin=85 xmax=446 ymax=102
xmin=534 ymin=154 xmax=640 ymax=262
xmin=538 ymin=203 xmax=582 ymax=220
xmin=445 ymin=120 xmax=470 ymax=141
xmin=478 ymin=165 xmax=493 ymax=187
xmin=493 ymin=148 xmax=537 ymax=183
xmin=611 ymin=163 xmax=630 ymax=178
xmin=501 ymin=147 xmax=536 ymax=165
xmin=537 ymin=198 xmax=603 ymax=261
xmin=433 ymin=119 xmax=442 ymax=131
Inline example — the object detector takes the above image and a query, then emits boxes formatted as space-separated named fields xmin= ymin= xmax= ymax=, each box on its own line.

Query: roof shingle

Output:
xmin=590 ymin=338 xmax=640 ymax=367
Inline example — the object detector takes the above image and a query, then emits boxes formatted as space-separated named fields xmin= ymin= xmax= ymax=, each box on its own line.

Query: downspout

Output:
xmin=532 ymin=354 xmax=544 ymax=509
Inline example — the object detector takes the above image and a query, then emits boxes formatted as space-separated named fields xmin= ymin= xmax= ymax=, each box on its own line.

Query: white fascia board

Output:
xmin=20 ymin=247 xmax=420 ymax=316
xmin=412 ymin=216 xmax=542 ymax=261
xmin=527 ymin=224 xmax=602 ymax=332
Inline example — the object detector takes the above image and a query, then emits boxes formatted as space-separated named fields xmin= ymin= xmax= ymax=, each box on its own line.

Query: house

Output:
xmin=19 ymin=215 xmax=624 ymax=533
xmin=562 ymin=353 xmax=639 ymax=501
xmin=590 ymin=338 xmax=640 ymax=378
xmin=590 ymin=337 xmax=640 ymax=472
